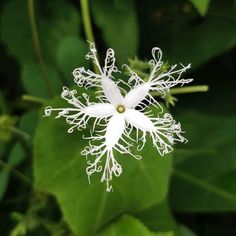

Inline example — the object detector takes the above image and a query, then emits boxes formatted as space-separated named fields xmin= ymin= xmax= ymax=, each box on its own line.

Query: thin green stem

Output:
xmin=9 ymin=126 xmax=31 ymax=154
xmin=27 ymin=0 xmax=53 ymax=97
xmin=173 ymin=168 xmax=236 ymax=206
xmin=80 ymin=0 xmax=100 ymax=74
xmin=80 ymin=0 xmax=95 ymax=43
xmin=151 ymin=85 xmax=209 ymax=97
xmin=9 ymin=126 xmax=31 ymax=142
xmin=170 ymin=85 xmax=209 ymax=95
xmin=22 ymin=94 xmax=47 ymax=105
xmin=0 ymin=160 xmax=33 ymax=187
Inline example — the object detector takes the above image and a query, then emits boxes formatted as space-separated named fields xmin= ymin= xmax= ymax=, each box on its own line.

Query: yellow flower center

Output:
xmin=116 ymin=104 xmax=125 ymax=113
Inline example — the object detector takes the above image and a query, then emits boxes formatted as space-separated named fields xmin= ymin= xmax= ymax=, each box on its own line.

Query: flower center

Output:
xmin=116 ymin=104 xmax=125 ymax=113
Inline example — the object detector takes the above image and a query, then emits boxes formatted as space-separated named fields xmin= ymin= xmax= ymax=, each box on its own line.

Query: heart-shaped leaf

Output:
xmin=34 ymin=97 xmax=172 ymax=236
xmin=170 ymin=111 xmax=236 ymax=211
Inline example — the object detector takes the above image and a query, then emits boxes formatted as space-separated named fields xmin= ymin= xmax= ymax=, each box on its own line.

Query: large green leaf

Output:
xmin=1 ymin=0 xmax=81 ymax=98
xmin=91 ymin=0 xmax=139 ymax=64
xmin=34 ymin=98 xmax=172 ymax=236
xmin=162 ymin=1 xmax=236 ymax=67
xmin=56 ymin=36 xmax=89 ymax=85
xmin=170 ymin=111 xmax=236 ymax=211
xmin=97 ymin=215 xmax=173 ymax=236
xmin=136 ymin=198 xmax=177 ymax=232
xmin=1 ymin=0 xmax=80 ymax=65
xmin=139 ymin=0 xmax=236 ymax=68
xmin=19 ymin=111 xmax=39 ymax=137
xmin=21 ymin=64 xmax=62 ymax=98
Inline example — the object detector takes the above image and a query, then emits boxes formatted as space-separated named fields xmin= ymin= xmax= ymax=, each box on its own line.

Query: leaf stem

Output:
xmin=9 ymin=127 xmax=31 ymax=154
xmin=169 ymin=85 xmax=209 ymax=95
xmin=173 ymin=168 xmax=236 ymax=206
xmin=80 ymin=0 xmax=100 ymax=74
xmin=22 ymin=94 xmax=47 ymax=105
xmin=27 ymin=0 xmax=53 ymax=97
xmin=151 ymin=85 xmax=209 ymax=97
xmin=9 ymin=126 xmax=31 ymax=142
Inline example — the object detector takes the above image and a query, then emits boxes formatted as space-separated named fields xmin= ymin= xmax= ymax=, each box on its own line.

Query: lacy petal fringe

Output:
xmin=44 ymin=42 xmax=192 ymax=192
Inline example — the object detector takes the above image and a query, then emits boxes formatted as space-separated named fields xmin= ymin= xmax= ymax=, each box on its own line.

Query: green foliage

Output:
xmin=1 ymin=0 xmax=80 ymax=65
xmin=189 ymin=0 xmax=211 ymax=16
xmin=91 ymin=0 xmax=138 ymax=64
xmin=147 ymin=0 xmax=236 ymax=67
xmin=136 ymin=199 xmax=177 ymax=232
xmin=0 ymin=0 xmax=236 ymax=235
xmin=56 ymin=36 xmax=89 ymax=84
xmin=19 ymin=111 xmax=39 ymax=137
xmin=97 ymin=215 xmax=173 ymax=236
xmin=1 ymin=0 xmax=84 ymax=98
xmin=179 ymin=225 xmax=197 ymax=236
xmin=0 ymin=111 xmax=37 ymax=201
xmin=21 ymin=64 xmax=62 ymax=98
xmin=171 ymin=111 xmax=236 ymax=211
xmin=0 ymin=143 xmax=25 ymax=201
xmin=33 ymin=98 xmax=172 ymax=236
xmin=0 ymin=115 xmax=18 ymax=141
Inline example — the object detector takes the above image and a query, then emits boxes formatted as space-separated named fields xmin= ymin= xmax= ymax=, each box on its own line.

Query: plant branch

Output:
xmin=80 ymin=0 xmax=95 ymax=43
xmin=170 ymin=85 xmax=209 ymax=95
xmin=0 ymin=160 xmax=33 ymax=187
xmin=151 ymin=85 xmax=209 ymax=98
xmin=22 ymin=95 xmax=47 ymax=105
xmin=80 ymin=0 xmax=100 ymax=74
xmin=9 ymin=126 xmax=31 ymax=142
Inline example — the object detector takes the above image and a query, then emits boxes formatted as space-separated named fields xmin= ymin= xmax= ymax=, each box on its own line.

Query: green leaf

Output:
xmin=170 ymin=111 xmax=236 ymax=211
xmin=1 ymin=0 xmax=81 ymax=97
xmin=21 ymin=64 xmax=62 ymax=98
xmin=91 ymin=0 xmax=139 ymax=64
xmin=136 ymin=198 xmax=177 ymax=232
xmin=189 ymin=0 xmax=211 ymax=16
xmin=0 ymin=170 xmax=10 ymax=202
xmin=0 ymin=111 xmax=35 ymax=201
xmin=34 ymin=98 xmax=172 ymax=236
xmin=97 ymin=215 xmax=173 ymax=236
xmin=179 ymin=225 xmax=197 ymax=236
xmin=0 ymin=143 xmax=25 ymax=201
xmin=1 ymin=0 xmax=80 ymax=65
xmin=56 ymin=36 xmax=89 ymax=85
xmin=146 ymin=1 xmax=236 ymax=67
xmin=19 ymin=111 xmax=39 ymax=137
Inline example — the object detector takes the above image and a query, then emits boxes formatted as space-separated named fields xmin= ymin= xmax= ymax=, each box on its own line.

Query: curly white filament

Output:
xmin=44 ymin=43 xmax=192 ymax=192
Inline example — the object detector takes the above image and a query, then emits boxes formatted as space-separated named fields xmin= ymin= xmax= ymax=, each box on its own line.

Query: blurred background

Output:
xmin=0 ymin=0 xmax=236 ymax=235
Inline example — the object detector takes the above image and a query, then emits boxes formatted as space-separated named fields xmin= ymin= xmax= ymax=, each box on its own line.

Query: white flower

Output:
xmin=44 ymin=42 xmax=192 ymax=192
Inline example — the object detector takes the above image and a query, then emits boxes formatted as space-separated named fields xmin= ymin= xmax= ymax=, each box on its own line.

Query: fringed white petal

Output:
xmin=124 ymin=83 xmax=151 ymax=109
xmin=105 ymin=113 xmax=125 ymax=148
xmin=101 ymin=77 xmax=123 ymax=105
xmin=83 ymin=103 xmax=115 ymax=118
xmin=124 ymin=109 xmax=155 ymax=132
xmin=45 ymin=43 xmax=192 ymax=191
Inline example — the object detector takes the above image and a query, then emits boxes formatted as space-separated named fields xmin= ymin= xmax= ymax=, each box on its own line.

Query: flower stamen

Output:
xmin=116 ymin=105 xmax=125 ymax=113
